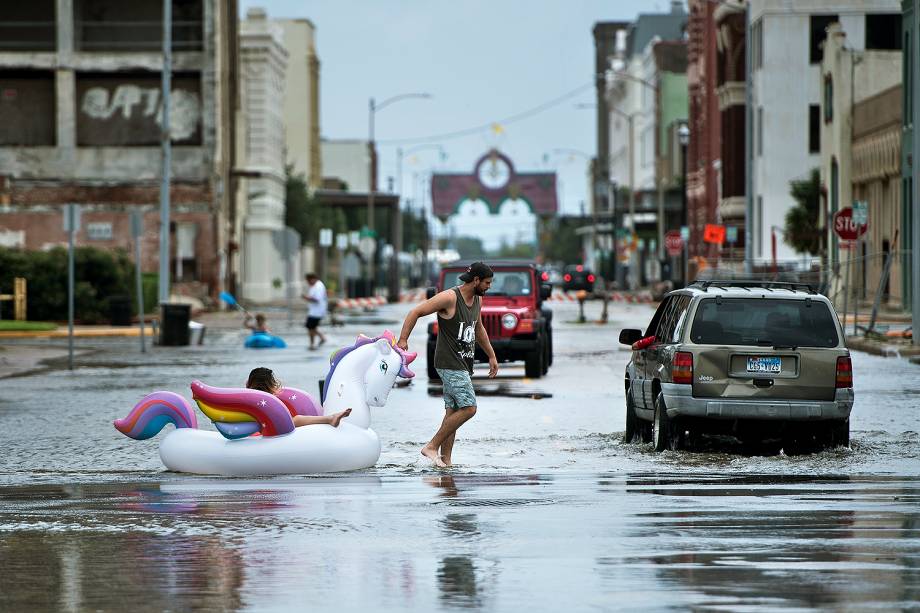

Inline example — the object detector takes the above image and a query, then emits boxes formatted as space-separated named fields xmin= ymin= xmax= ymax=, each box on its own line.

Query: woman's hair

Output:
xmin=255 ymin=313 xmax=266 ymax=324
xmin=246 ymin=367 xmax=280 ymax=394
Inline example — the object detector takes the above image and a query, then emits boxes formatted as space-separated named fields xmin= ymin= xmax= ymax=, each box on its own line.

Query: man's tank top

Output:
xmin=434 ymin=287 xmax=481 ymax=373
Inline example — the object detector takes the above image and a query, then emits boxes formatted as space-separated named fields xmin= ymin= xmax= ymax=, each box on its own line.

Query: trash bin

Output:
xmin=159 ymin=303 xmax=191 ymax=346
xmin=108 ymin=295 xmax=133 ymax=326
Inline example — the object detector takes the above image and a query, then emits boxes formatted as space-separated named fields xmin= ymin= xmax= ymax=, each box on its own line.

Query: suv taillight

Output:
xmin=836 ymin=356 xmax=853 ymax=388
xmin=673 ymin=351 xmax=693 ymax=384
xmin=564 ymin=274 xmax=572 ymax=282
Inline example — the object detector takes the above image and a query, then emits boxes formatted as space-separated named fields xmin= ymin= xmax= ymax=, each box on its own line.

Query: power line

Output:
xmin=378 ymin=81 xmax=594 ymax=145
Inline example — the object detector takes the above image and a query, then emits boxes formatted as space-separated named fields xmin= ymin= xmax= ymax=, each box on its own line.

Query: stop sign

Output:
xmin=665 ymin=230 xmax=684 ymax=256
xmin=833 ymin=207 xmax=868 ymax=241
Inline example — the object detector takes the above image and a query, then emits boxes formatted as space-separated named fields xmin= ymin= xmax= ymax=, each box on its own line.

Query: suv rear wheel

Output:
xmin=653 ymin=393 xmax=684 ymax=452
xmin=829 ymin=419 xmax=850 ymax=448
xmin=624 ymin=390 xmax=651 ymax=443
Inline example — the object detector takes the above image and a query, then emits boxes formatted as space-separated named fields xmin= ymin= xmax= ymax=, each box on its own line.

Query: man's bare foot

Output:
xmin=421 ymin=446 xmax=447 ymax=468
xmin=440 ymin=456 xmax=452 ymax=467
xmin=329 ymin=408 xmax=352 ymax=427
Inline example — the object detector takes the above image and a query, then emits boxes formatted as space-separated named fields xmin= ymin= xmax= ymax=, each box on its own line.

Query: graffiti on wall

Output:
xmin=76 ymin=76 xmax=202 ymax=146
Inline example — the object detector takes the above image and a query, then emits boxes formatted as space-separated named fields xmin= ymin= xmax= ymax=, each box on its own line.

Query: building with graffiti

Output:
xmin=0 ymin=0 xmax=239 ymax=302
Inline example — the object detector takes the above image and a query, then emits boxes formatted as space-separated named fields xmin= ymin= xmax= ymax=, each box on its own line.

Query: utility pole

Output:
xmin=912 ymin=0 xmax=920 ymax=346
xmin=158 ymin=0 xmax=172 ymax=304
xmin=743 ymin=1 xmax=754 ymax=276
xmin=367 ymin=97 xmax=376 ymax=294
xmin=627 ymin=113 xmax=636 ymax=290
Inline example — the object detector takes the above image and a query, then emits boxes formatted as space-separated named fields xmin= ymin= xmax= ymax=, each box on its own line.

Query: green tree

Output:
xmin=785 ymin=168 xmax=822 ymax=255
xmin=453 ymin=236 xmax=486 ymax=259
xmin=541 ymin=216 xmax=585 ymax=265
xmin=284 ymin=166 xmax=345 ymax=245
xmin=492 ymin=242 xmax=536 ymax=259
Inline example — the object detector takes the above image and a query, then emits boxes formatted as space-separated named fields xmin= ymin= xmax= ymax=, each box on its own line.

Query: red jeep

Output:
xmin=426 ymin=260 xmax=553 ymax=379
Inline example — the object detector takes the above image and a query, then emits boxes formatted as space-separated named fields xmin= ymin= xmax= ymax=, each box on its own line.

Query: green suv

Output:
xmin=619 ymin=281 xmax=854 ymax=452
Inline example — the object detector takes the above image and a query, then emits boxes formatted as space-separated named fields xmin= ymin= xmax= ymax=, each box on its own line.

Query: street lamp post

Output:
xmin=367 ymin=92 xmax=431 ymax=295
xmin=678 ymin=122 xmax=689 ymax=286
xmin=391 ymin=143 xmax=445 ymax=301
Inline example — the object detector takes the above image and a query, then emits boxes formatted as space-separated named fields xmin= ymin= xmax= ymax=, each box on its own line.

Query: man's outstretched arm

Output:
xmin=397 ymin=291 xmax=453 ymax=351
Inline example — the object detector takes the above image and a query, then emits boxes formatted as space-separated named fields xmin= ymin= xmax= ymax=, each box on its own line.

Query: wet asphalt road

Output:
xmin=0 ymin=299 xmax=918 ymax=611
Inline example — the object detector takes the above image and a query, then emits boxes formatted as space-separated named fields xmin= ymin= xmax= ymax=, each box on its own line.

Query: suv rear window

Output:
xmin=690 ymin=298 xmax=840 ymax=348
xmin=443 ymin=270 xmax=532 ymax=296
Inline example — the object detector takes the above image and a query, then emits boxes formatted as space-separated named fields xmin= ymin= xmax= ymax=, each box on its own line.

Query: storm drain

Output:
xmin=429 ymin=498 xmax=555 ymax=507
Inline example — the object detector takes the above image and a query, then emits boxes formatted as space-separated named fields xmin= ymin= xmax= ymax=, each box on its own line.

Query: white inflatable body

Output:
xmin=115 ymin=334 xmax=416 ymax=476
xmin=158 ymin=424 xmax=381 ymax=476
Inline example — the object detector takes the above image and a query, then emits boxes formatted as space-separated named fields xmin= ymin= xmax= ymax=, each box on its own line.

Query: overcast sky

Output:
xmin=240 ymin=0 xmax=682 ymax=245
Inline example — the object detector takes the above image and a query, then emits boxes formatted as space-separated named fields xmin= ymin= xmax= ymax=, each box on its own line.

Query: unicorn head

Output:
xmin=323 ymin=330 xmax=417 ymax=428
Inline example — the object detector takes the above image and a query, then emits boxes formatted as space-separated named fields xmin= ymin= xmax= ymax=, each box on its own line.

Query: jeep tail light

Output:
xmin=564 ymin=274 xmax=572 ymax=282
xmin=587 ymin=274 xmax=596 ymax=283
xmin=673 ymin=351 xmax=693 ymax=384
xmin=836 ymin=356 xmax=852 ymax=388
xmin=541 ymin=271 xmax=549 ymax=281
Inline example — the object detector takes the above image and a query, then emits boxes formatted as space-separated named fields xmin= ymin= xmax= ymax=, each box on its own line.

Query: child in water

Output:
xmin=244 ymin=313 xmax=270 ymax=334
xmin=246 ymin=367 xmax=351 ymax=427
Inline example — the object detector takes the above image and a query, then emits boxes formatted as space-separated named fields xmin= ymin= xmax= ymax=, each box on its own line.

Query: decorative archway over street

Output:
xmin=430 ymin=149 xmax=558 ymax=221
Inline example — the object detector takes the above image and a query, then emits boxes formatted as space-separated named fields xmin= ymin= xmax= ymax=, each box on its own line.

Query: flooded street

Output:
xmin=1 ymin=300 xmax=919 ymax=611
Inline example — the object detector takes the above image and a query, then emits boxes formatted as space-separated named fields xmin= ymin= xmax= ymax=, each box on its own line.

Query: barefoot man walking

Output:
xmin=397 ymin=261 xmax=498 ymax=467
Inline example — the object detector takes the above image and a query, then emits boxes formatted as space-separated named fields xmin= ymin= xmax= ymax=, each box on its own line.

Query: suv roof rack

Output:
xmin=689 ymin=280 xmax=816 ymax=294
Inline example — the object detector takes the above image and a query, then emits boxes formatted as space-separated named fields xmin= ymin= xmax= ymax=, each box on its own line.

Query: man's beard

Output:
xmin=473 ymin=284 xmax=488 ymax=296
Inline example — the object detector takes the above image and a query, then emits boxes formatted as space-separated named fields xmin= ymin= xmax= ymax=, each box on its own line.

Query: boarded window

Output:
xmin=866 ymin=14 xmax=902 ymax=51
xmin=0 ymin=72 xmax=56 ymax=146
xmin=75 ymin=0 xmax=202 ymax=52
xmin=809 ymin=105 xmax=820 ymax=153
xmin=809 ymin=14 xmax=838 ymax=64
xmin=76 ymin=73 xmax=202 ymax=146
xmin=0 ymin=1 xmax=56 ymax=51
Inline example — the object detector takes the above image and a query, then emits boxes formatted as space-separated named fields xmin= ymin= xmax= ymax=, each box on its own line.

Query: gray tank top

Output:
xmin=435 ymin=287 xmax=481 ymax=373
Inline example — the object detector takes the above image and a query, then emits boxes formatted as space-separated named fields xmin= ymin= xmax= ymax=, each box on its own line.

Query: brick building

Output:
xmin=0 ymin=0 xmax=239 ymax=301
xmin=686 ymin=0 xmax=722 ymax=260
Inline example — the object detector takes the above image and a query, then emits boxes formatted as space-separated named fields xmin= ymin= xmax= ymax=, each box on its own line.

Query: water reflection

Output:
xmin=595 ymin=474 xmax=920 ymax=610
xmin=437 ymin=556 xmax=482 ymax=608
xmin=0 ymin=532 xmax=243 ymax=612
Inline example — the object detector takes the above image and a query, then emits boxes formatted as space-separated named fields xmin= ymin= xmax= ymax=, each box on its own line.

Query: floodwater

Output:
xmin=1 ymin=301 xmax=919 ymax=611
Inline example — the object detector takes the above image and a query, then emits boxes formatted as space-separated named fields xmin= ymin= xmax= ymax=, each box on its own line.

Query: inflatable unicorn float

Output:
xmin=114 ymin=331 xmax=416 ymax=475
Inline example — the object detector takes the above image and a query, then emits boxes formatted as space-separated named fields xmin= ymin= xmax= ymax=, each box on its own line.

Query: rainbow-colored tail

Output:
xmin=114 ymin=391 xmax=198 ymax=440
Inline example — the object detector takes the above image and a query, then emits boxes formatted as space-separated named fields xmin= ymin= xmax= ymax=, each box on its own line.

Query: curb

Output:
xmin=846 ymin=336 xmax=920 ymax=359
xmin=0 ymin=326 xmax=145 ymax=339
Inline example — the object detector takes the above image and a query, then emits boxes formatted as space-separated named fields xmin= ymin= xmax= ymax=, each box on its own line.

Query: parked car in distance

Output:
xmin=562 ymin=265 xmax=595 ymax=292
xmin=427 ymin=260 xmax=553 ymax=379
xmin=619 ymin=280 xmax=853 ymax=453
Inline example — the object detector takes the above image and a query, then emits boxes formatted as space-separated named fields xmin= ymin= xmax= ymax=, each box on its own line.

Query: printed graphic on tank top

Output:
xmin=434 ymin=287 xmax=481 ymax=374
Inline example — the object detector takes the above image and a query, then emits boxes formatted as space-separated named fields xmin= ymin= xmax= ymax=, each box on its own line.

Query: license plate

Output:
xmin=747 ymin=357 xmax=781 ymax=373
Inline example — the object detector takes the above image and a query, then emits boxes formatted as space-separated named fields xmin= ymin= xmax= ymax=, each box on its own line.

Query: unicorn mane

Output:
xmin=321 ymin=330 xmax=416 ymax=405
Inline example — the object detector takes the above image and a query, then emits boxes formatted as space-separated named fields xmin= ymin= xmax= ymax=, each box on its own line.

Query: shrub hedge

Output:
xmin=0 ymin=247 xmax=158 ymax=324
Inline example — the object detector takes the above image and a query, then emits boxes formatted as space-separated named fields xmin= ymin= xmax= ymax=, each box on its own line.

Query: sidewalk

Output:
xmin=0 ymin=324 xmax=146 ymax=339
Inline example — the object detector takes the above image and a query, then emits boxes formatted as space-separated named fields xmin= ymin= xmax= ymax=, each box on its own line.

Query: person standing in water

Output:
xmin=397 ymin=261 xmax=498 ymax=467
xmin=302 ymin=273 xmax=328 ymax=350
